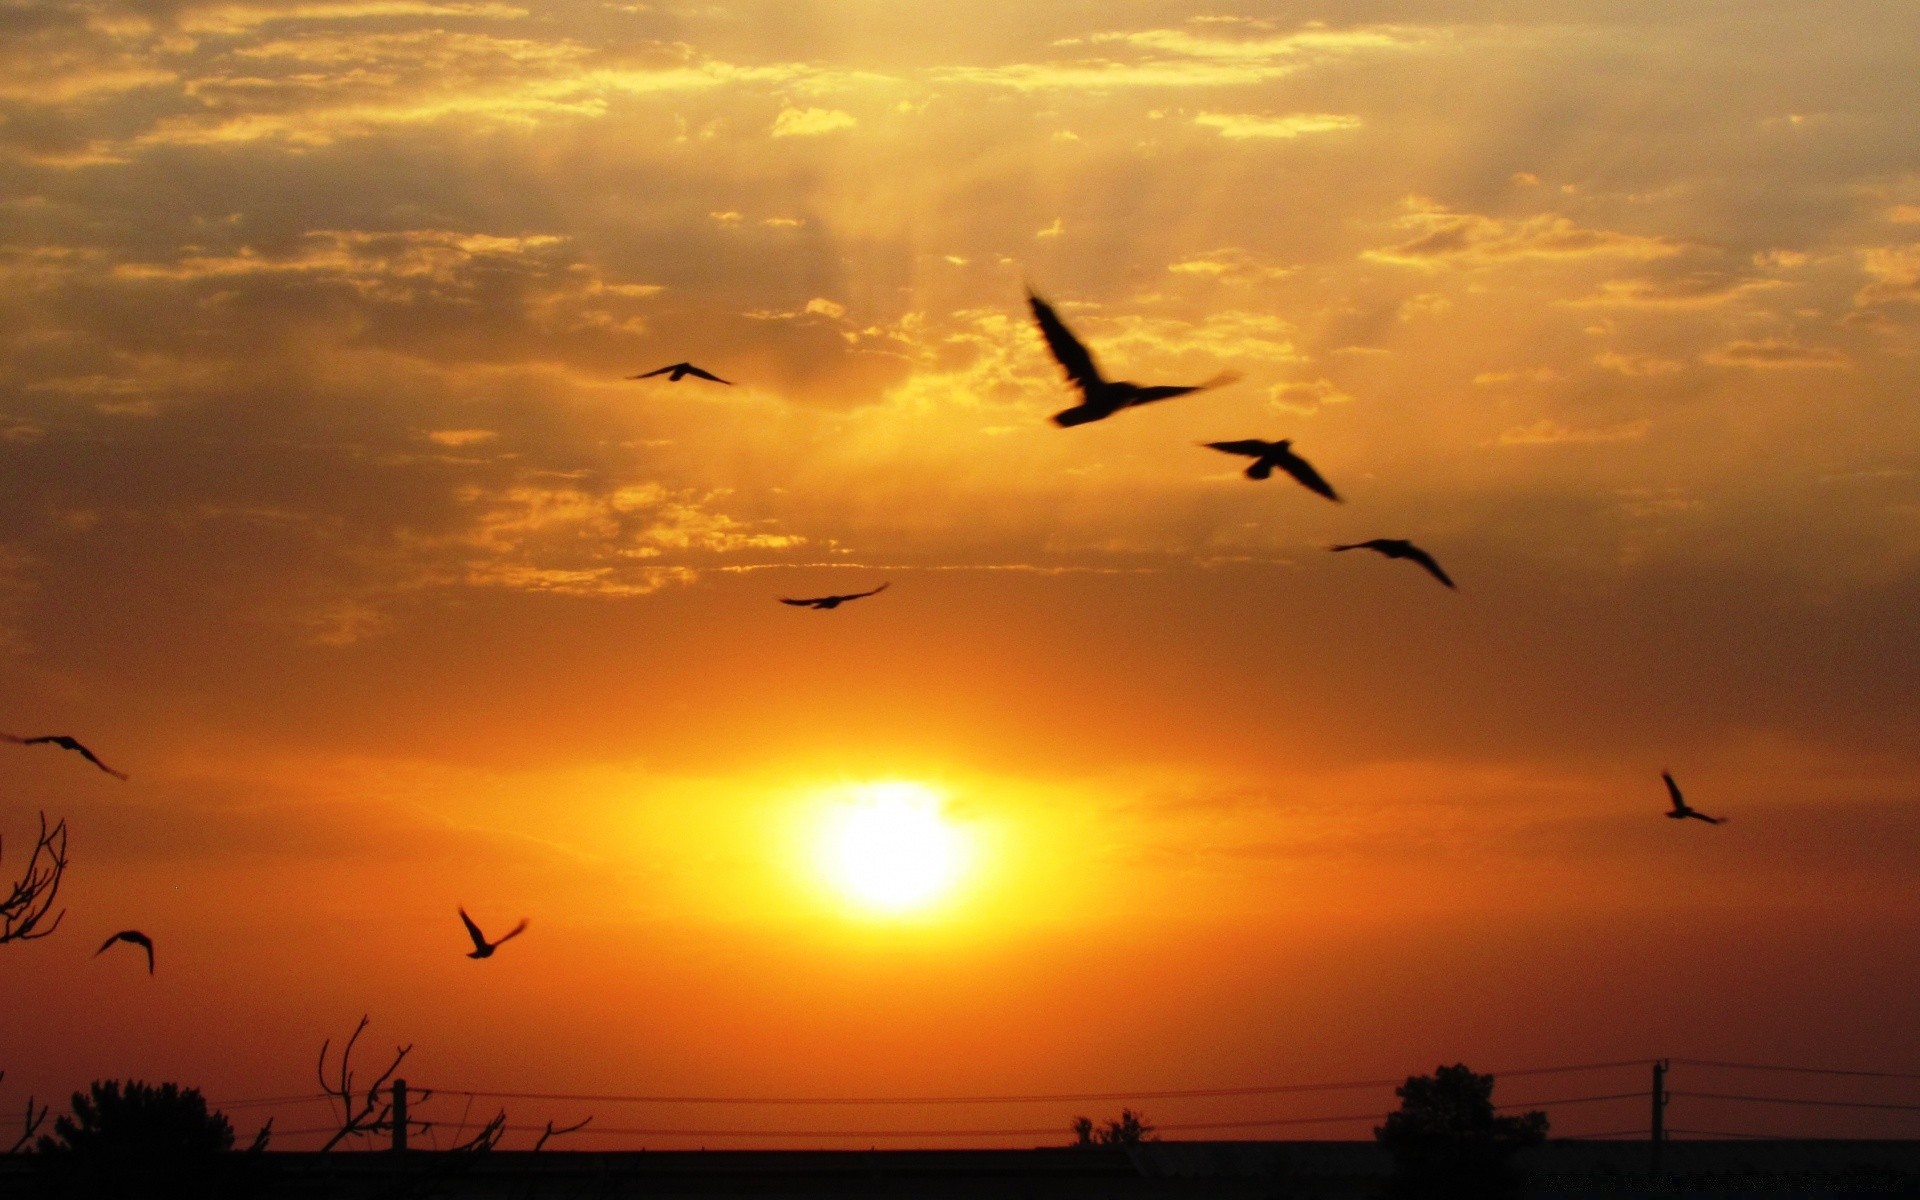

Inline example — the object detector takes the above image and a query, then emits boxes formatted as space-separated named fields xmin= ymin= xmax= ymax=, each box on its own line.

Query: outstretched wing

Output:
xmin=1203 ymin=440 xmax=1270 ymax=459
xmin=1274 ymin=450 xmax=1341 ymax=502
xmin=682 ymin=365 xmax=732 ymax=385
xmin=779 ymin=597 xmax=820 ymax=607
xmin=68 ymin=739 xmax=128 ymax=780
xmin=1689 ymin=812 xmax=1725 ymax=825
xmin=1662 ymin=771 xmax=1685 ymax=812
xmin=494 ymin=919 xmax=530 ymax=946
xmin=843 ymin=583 xmax=890 ymax=602
xmin=1027 ymin=291 xmax=1103 ymax=394
xmin=20 ymin=734 xmax=126 ymax=779
xmin=626 ymin=365 xmax=675 ymax=380
xmin=1402 ymin=545 xmax=1457 ymax=589
xmin=458 ymin=906 xmax=489 ymax=952
xmin=95 ymin=932 xmax=123 ymax=957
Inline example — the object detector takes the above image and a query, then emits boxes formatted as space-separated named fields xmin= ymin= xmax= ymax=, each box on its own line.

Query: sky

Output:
xmin=3 ymin=0 xmax=1920 ymax=1150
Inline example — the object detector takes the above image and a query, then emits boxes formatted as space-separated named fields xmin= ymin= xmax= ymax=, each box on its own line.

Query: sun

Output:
xmin=815 ymin=782 xmax=971 ymax=916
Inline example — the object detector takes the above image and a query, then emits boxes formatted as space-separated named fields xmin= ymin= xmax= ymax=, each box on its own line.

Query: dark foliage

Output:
xmin=1375 ymin=1064 xmax=1547 ymax=1199
xmin=32 ymin=1080 xmax=269 ymax=1199
xmin=1071 ymin=1108 xmax=1155 ymax=1147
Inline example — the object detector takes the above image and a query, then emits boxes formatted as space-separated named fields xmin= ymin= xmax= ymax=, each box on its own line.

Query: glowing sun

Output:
xmin=816 ymin=782 xmax=970 ymax=915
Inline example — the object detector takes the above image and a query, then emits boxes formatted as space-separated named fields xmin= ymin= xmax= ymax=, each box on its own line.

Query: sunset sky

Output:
xmin=3 ymin=0 xmax=1920 ymax=1149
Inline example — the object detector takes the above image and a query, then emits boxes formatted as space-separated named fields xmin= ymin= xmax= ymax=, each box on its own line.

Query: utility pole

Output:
xmin=1649 ymin=1060 xmax=1668 ymax=1183
xmin=392 ymin=1079 xmax=408 ymax=1153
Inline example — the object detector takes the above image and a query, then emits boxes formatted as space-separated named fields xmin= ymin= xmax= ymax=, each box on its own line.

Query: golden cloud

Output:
xmin=1193 ymin=112 xmax=1361 ymax=139
xmin=1497 ymin=419 xmax=1651 ymax=446
xmin=1700 ymin=338 xmax=1849 ymax=369
xmin=771 ymin=105 xmax=857 ymax=137
xmin=1856 ymin=244 xmax=1920 ymax=307
xmin=1365 ymin=198 xmax=1684 ymax=269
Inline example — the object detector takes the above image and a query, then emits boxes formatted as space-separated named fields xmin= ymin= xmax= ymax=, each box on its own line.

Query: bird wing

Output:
xmin=494 ymin=919 xmax=530 ymax=945
xmin=70 ymin=740 xmax=128 ymax=780
xmin=1124 ymin=384 xmax=1204 ymax=407
xmin=1203 ymin=440 xmax=1270 ymax=458
xmin=684 ymin=365 xmax=732 ymax=385
xmin=1402 ymin=545 xmax=1457 ymax=589
xmin=845 ymin=583 xmax=890 ymax=601
xmin=136 ymin=934 xmax=154 ymax=973
xmin=1027 ymin=291 xmax=1103 ymax=394
xmin=95 ymin=932 xmax=123 ymax=956
xmin=1662 ymin=771 xmax=1685 ymax=812
xmin=1274 ymin=450 xmax=1341 ymax=502
xmin=458 ymin=907 xmax=489 ymax=951
xmin=1690 ymin=812 xmax=1725 ymax=825
xmin=627 ymin=365 xmax=675 ymax=380
xmin=779 ymin=597 xmax=820 ymax=607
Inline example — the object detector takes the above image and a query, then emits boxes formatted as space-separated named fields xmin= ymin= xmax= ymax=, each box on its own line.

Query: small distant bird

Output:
xmin=1203 ymin=439 xmax=1341 ymax=502
xmin=95 ymin=930 xmax=154 ymax=974
xmin=459 ymin=907 xmax=529 ymax=960
xmin=1 ymin=732 xmax=128 ymax=780
xmin=1329 ymin=539 xmax=1456 ymax=589
xmin=780 ymin=583 xmax=890 ymax=610
xmin=628 ymin=362 xmax=731 ymax=385
xmin=1027 ymin=290 xmax=1236 ymax=427
xmin=1662 ymin=771 xmax=1724 ymax=825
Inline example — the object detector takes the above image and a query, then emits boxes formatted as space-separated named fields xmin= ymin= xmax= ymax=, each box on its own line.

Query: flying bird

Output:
xmin=1203 ymin=439 xmax=1342 ymax=502
xmin=1329 ymin=539 xmax=1456 ymax=589
xmin=459 ymin=907 xmax=529 ymax=960
xmin=1027 ymin=290 xmax=1236 ymax=427
xmin=1662 ymin=771 xmax=1724 ymax=825
xmin=779 ymin=583 xmax=890 ymax=610
xmin=627 ymin=362 xmax=732 ymax=385
xmin=95 ymin=930 xmax=154 ymax=974
xmin=1 ymin=732 xmax=128 ymax=780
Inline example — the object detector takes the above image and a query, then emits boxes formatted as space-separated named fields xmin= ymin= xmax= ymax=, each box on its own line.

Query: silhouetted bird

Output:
xmin=1 ymin=732 xmax=128 ymax=780
xmin=1662 ymin=771 xmax=1724 ymax=824
xmin=1329 ymin=539 xmax=1455 ymax=589
xmin=1027 ymin=290 xmax=1236 ymax=427
xmin=628 ymin=362 xmax=731 ymax=385
xmin=460 ymin=907 xmax=528 ymax=959
xmin=95 ymin=930 xmax=154 ymax=974
xmin=779 ymin=583 xmax=890 ymax=610
xmin=1203 ymin=439 xmax=1341 ymax=502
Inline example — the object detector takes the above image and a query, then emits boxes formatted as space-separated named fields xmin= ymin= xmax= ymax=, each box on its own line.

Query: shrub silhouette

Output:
xmin=1071 ymin=1108 xmax=1155 ymax=1146
xmin=34 ymin=1080 xmax=263 ymax=1199
xmin=1374 ymin=1064 xmax=1547 ymax=1199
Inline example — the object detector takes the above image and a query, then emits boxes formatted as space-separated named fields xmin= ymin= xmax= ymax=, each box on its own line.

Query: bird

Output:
xmin=459 ymin=907 xmax=529 ymax=959
xmin=1027 ymin=290 xmax=1236 ymax=427
xmin=779 ymin=583 xmax=890 ymax=610
xmin=1662 ymin=771 xmax=1724 ymax=825
xmin=1 ymin=732 xmax=128 ymax=780
xmin=1329 ymin=539 xmax=1456 ymax=589
xmin=1203 ymin=439 xmax=1342 ymax=502
xmin=95 ymin=930 xmax=154 ymax=974
xmin=627 ymin=362 xmax=731 ymax=385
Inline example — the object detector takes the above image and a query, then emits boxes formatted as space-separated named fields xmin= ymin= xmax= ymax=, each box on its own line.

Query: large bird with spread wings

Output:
xmin=1203 ymin=439 xmax=1342 ymax=502
xmin=627 ymin=362 xmax=731 ymax=385
xmin=96 ymin=930 xmax=154 ymax=974
xmin=1662 ymin=772 xmax=1724 ymax=825
xmin=780 ymin=583 xmax=889 ymax=610
xmin=2 ymin=732 xmax=127 ymax=780
xmin=459 ymin=907 xmax=528 ymax=959
xmin=1329 ymin=539 xmax=1456 ymax=589
xmin=1027 ymin=290 xmax=1236 ymax=427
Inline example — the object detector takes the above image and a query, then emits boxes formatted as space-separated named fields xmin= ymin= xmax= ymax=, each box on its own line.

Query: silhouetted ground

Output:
xmin=5 ymin=1140 xmax=1920 ymax=1198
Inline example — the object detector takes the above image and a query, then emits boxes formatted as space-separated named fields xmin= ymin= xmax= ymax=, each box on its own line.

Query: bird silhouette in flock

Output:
xmin=1329 ymin=539 xmax=1456 ymax=589
xmin=95 ymin=930 xmax=155 ymax=974
xmin=1027 ymin=290 xmax=1237 ymax=427
xmin=1 ymin=732 xmax=128 ymax=780
xmin=780 ymin=583 xmax=890 ymax=610
xmin=459 ymin=907 xmax=529 ymax=959
xmin=1203 ymin=439 xmax=1342 ymax=502
xmin=1662 ymin=772 xmax=1724 ymax=824
xmin=628 ymin=362 xmax=732 ymax=385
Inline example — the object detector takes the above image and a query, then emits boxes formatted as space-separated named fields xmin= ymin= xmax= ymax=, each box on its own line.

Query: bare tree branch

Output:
xmin=315 ymin=1016 xmax=412 ymax=1153
xmin=532 ymin=1116 xmax=591 ymax=1152
xmin=449 ymin=1110 xmax=506 ymax=1154
xmin=1 ymin=813 xmax=68 ymax=945
xmin=1 ymin=1073 xmax=47 ymax=1155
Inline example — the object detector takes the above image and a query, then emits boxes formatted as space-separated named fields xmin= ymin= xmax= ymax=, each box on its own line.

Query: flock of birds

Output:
xmin=9 ymin=281 xmax=1724 ymax=980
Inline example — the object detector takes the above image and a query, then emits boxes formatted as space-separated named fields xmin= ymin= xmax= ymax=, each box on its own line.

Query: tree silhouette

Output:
xmin=1071 ymin=1108 xmax=1155 ymax=1147
xmin=1374 ymin=1064 xmax=1547 ymax=1199
xmin=34 ymin=1080 xmax=265 ymax=1198
xmin=1 ymin=812 xmax=68 ymax=945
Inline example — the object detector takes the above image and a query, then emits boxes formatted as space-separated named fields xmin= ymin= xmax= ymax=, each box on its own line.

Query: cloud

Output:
xmin=1166 ymin=248 xmax=1290 ymax=283
xmin=425 ymin=428 xmax=498 ymax=446
xmin=1497 ymin=419 xmax=1651 ymax=446
xmin=1267 ymin=378 xmax=1350 ymax=414
xmin=1365 ymin=198 xmax=1684 ymax=269
xmin=1193 ymin=112 xmax=1361 ymax=140
xmin=1568 ymin=274 xmax=1787 ymax=309
xmin=1856 ymin=244 xmax=1920 ymax=307
xmin=1701 ymin=338 xmax=1850 ymax=369
xmin=770 ymin=105 xmax=857 ymax=137
xmin=1593 ymin=352 xmax=1684 ymax=376
xmin=939 ymin=22 xmax=1431 ymax=91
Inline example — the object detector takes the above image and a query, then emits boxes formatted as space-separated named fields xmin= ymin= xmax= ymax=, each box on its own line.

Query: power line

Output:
xmin=1671 ymin=1092 xmax=1920 ymax=1113
xmin=1497 ymin=1091 xmax=1645 ymax=1109
xmin=1672 ymin=1059 xmax=1920 ymax=1082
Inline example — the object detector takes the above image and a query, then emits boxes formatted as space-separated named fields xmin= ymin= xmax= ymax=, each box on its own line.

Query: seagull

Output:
xmin=459 ymin=907 xmax=529 ymax=960
xmin=627 ymin=362 xmax=731 ymax=385
xmin=1 ymin=732 xmax=128 ymax=780
xmin=95 ymin=930 xmax=154 ymax=974
xmin=1027 ymin=290 xmax=1236 ymax=427
xmin=1329 ymin=539 xmax=1456 ymax=589
xmin=1662 ymin=772 xmax=1724 ymax=825
xmin=1203 ymin=439 xmax=1342 ymax=502
xmin=779 ymin=583 xmax=890 ymax=610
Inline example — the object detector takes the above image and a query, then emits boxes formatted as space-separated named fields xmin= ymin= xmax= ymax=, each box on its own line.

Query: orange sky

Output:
xmin=3 ymin=0 xmax=1920 ymax=1150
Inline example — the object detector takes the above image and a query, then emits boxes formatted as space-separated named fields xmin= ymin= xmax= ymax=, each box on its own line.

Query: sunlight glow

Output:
xmin=815 ymin=782 xmax=970 ymax=916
